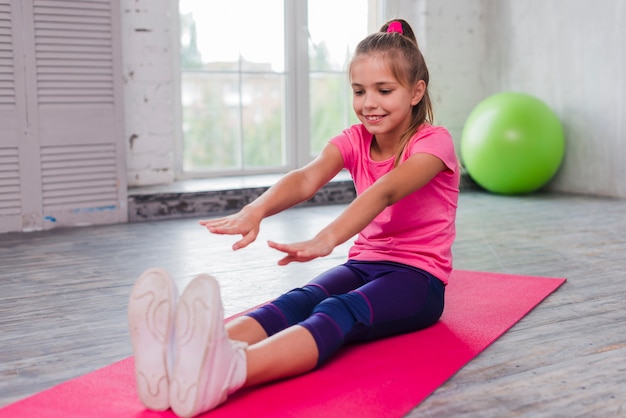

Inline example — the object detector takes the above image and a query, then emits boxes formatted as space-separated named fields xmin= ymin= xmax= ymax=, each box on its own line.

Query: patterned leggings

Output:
xmin=246 ymin=260 xmax=445 ymax=366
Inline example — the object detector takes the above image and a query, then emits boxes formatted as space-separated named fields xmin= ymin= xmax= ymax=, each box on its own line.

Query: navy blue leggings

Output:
xmin=246 ymin=260 xmax=445 ymax=366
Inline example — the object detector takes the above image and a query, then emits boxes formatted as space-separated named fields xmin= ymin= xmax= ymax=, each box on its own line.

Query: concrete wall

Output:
xmin=121 ymin=0 xmax=178 ymax=187
xmin=121 ymin=0 xmax=626 ymax=198
xmin=485 ymin=1 xmax=625 ymax=197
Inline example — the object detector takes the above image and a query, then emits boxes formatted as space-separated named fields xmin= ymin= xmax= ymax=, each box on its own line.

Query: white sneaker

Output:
xmin=128 ymin=268 xmax=178 ymax=411
xmin=169 ymin=274 xmax=247 ymax=417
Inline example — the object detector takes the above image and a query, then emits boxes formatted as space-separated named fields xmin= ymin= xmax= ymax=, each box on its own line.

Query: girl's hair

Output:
xmin=350 ymin=19 xmax=433 ymax=166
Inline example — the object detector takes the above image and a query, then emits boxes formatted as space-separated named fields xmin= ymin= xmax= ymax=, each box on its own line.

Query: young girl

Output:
xmin=128 ymin=19 xmax=459 ymax=417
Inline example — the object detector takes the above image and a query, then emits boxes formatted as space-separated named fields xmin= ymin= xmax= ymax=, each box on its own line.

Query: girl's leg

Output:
xmin=235 ymin=263 xmax=444 ymax=390
xmin=299 ymin=261 xmax=445 ymax=366
xmin=344 ymin=265 xmax=445 ymax=342
xmin=232 ymin=264 xmax=365 ymax=343
xmin=168 ymin=267 xmax=362 ymax=416
xmin=243 ymin=325 xmax=318 ymax=387
xmin=226 ymin=316 xmax=268 ymax=345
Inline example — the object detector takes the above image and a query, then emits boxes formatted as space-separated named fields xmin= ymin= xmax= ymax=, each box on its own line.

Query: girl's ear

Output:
xmin=411 ymin=80 xmax=426 ymax=106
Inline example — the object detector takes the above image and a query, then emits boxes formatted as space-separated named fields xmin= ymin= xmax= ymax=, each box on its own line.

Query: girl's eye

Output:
xmin=353 ymin=90 xmax=364 ymax=96
xmin=380 ymin=89 xmax=392 ymax=95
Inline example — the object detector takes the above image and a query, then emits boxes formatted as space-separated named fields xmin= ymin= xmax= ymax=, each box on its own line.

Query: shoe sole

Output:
xmin=128 ymin=268 xmax=177 ymax=411
xmin=170 ymin=274 xmax=224 ymax=418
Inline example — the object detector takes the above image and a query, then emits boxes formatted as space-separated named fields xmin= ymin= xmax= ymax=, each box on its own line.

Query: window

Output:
xmin=178 ymin=0 xmax=375 ymax=178
xmin=307 ymin=1 xmax=370 ymax=156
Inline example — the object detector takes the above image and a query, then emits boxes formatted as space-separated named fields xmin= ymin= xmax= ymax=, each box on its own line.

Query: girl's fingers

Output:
xmin=233 ymin=230 xmax=258 ymax=250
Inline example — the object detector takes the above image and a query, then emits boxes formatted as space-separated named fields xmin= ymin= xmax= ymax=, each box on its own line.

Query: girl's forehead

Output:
xmin=352 ymin=53 xmax=389 ymax=67
xmin=350 ymin=55 xmax=395 ymax=79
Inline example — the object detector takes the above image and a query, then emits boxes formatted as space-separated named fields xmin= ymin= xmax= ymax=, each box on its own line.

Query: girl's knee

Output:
xmin=312 ymin=292 xmax=371 ymax=327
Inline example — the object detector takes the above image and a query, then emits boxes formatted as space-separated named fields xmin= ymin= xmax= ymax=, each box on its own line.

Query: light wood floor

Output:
xmin=1 ymin=191 xmax=625 ymax=416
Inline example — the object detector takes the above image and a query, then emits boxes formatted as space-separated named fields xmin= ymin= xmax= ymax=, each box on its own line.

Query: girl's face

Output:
xmin=350 ymin=55 xmax=424 ymax=142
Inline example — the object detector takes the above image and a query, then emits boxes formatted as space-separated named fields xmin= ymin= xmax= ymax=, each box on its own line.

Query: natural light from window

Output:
xmin=178 ymin=0 xmax=370 ymax=177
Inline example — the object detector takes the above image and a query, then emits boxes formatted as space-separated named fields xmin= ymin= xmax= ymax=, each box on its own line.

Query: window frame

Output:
xmin=173 ymin=0 xmax=381 ymax=180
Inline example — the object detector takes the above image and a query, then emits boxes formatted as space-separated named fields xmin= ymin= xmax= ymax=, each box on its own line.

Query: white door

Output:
xmin=0 ymin=0 xmax=127 ymax=233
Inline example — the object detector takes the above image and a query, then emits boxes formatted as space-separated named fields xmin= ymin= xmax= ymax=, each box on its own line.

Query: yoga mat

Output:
xmin=0 ymin=270 xmax=565 ymax=418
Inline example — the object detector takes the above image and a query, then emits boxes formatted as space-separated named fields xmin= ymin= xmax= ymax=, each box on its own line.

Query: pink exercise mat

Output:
xmin=0 ymin=270 xmax=566 ymax=417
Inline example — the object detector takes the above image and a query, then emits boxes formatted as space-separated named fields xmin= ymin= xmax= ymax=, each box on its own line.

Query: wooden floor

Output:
xmin=1 ymin=191 xmax=625 ymax=416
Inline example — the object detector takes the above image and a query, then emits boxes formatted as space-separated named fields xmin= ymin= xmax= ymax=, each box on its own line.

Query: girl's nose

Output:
xmin=363 ymin=93 xmax=376 ymax=109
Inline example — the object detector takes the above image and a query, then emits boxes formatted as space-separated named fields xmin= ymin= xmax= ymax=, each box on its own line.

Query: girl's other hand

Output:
xmin=267 ymin=238 xmax=334 ymax=265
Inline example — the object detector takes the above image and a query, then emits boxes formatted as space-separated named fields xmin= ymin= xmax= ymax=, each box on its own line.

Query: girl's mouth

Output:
xmin=364 ymin=115 xmax=384 ymax=122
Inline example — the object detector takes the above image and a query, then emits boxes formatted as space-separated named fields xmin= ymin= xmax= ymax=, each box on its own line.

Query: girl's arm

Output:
xmin=268 ymin=152 xmax=446 ymax=265
xmin=199 ymin=143 xmax=345 ymax=250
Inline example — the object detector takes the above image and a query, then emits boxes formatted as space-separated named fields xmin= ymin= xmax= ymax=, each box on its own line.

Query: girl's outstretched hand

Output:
xmin=267 ymin=238 xmax=334 ymax=265
xmin=199 ymin=210 xmax=262 ymax=250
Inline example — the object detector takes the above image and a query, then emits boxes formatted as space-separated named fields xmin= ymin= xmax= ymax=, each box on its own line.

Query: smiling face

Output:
xmin=350 ymin=54 xmax=424 ymax=143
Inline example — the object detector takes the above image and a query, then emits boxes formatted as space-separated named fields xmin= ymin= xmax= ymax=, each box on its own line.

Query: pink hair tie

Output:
xmin=387 ymin=21 xmax=403 ymax=34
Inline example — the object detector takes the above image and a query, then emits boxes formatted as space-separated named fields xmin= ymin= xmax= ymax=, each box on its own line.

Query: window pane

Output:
xmin=310 ymin=74 xmax=358 ymax=153
xmin=179 ymin=0 xmax=285 ymax=175
xmin=308 ymin=1 xmax=369 ymax=156
xmin=181 ymin=73 xmax=241 ymax=171
xmin=180 ymin=0 xmax=284 ymax=72
xmin=241 ymin=74 xmax=285 ymax=169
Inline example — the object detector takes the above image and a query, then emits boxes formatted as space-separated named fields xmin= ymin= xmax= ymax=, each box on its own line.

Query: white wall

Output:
xmin=121 ymin=0 xmax=178 ymax=187
xmin=485 ymin=0 xmax=626 ymax=197
xmin=121 ymin=0 xmax=626 ymax=198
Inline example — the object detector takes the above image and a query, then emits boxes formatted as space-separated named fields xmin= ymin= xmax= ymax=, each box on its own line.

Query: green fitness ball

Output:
xmin=460 ymin=92 xmax=565 ymax=195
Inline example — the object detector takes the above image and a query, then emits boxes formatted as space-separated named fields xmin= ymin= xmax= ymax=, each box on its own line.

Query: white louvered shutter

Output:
xmin=0 ymin=0 xmax=126 ymax=233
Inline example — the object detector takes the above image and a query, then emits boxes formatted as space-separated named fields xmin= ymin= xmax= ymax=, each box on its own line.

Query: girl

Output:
xmin=128 ymin=18 xmax=459 ymax=417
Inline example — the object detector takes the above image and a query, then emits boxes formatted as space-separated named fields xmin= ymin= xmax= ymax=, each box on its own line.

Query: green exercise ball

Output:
xmin=460 ymin=92 xmax=565 ymax=195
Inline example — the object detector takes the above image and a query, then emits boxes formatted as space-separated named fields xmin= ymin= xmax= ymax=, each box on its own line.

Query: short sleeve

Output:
xmin=406 ymin=125 xmax=458 ymax=173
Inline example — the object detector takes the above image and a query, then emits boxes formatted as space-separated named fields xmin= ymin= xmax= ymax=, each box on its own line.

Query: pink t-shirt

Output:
xmin=329 ymin=124 xmax=459 ymax=284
